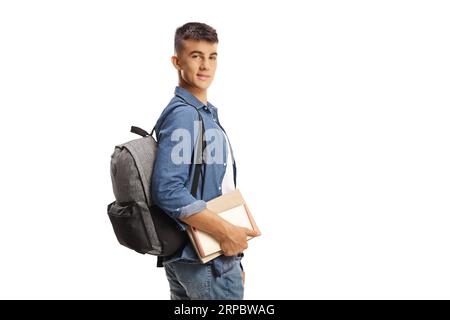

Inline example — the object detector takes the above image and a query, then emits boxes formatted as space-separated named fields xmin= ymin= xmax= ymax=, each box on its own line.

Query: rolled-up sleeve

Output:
xmin=151 ymin=106 xmax=207 ymax=222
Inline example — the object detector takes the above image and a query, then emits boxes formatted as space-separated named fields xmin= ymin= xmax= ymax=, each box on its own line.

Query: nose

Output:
xmin=200 ymin=58 xmax=210 ymax=70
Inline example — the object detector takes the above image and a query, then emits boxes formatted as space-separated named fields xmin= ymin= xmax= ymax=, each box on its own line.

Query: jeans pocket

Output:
xmin=169 ymin=262 xmax=212 ymax=300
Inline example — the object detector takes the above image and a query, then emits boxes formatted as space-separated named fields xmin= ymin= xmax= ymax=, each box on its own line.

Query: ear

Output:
xmin=171 ymin=55 xmax=181 ymax=71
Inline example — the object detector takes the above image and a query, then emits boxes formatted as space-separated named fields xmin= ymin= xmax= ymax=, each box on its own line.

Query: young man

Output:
xmin=151 ymin=22 xmax=259 ymax=300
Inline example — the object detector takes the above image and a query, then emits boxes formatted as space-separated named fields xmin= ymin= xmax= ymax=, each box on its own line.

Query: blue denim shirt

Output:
xmin=151 ymin=86 xmax=242 ymax=276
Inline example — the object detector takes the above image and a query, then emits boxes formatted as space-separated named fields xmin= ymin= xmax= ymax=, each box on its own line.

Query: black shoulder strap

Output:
xmin=157 ymin=256 xmax=163 ymax=268
xmin=190 ymin=111 xmax=204 ymax=197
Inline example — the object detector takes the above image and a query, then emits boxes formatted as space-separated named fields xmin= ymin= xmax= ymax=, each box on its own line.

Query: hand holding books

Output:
xmin=185 ymin=189 xmax=261 ymax=263
xmin=217 ymin=224 xmax=260 ymax=256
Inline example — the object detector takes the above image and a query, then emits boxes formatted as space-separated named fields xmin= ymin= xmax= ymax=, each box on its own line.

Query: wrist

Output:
xmin=216 ymin=220 xmax=234 ymax=242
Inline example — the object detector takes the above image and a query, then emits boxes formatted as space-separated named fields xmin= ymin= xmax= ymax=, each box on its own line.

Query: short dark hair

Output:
xmin=174 ymin=22 xmax=218 ymax=55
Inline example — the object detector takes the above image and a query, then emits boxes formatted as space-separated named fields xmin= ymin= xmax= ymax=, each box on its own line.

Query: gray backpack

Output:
xmin=107 ymin=107 xmax=204 ymax=260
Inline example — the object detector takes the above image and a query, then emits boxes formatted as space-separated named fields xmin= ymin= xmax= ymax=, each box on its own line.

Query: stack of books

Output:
xmin=187 ymin=189 xmax=260 ymax=263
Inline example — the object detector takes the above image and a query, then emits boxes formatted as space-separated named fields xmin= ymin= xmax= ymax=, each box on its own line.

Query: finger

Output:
xmin=245 ymin=228 xmax=261 ymax=237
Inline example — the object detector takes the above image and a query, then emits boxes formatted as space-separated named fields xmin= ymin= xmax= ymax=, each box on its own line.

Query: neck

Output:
xmin=179 ymin=81 xmax=208 ymax=106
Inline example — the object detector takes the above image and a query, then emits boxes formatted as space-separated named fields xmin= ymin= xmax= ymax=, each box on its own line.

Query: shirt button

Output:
xmin=218 ymin=187 xmax=222 ymax=190
xmin=224 ymin=163 xmax=227 ymax=166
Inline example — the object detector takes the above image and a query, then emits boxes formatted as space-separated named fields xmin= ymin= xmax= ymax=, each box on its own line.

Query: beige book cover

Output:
xmin=187 ymin=189 xmax=260 ymax=263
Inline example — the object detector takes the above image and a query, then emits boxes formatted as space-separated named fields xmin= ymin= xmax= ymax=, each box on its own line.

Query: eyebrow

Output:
xmin=189 ymin=50 xmax=218 ymax=56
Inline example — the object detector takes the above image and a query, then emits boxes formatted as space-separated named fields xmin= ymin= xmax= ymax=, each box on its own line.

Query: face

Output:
xmin=172 ymin=39 xmax=218 ymax=91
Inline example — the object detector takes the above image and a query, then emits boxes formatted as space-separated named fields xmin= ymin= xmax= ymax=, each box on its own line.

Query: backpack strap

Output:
xmin=157 ymin=256 xmax=163 ymax=268
xmin=190 ymin=111 xmax=205 ymax=198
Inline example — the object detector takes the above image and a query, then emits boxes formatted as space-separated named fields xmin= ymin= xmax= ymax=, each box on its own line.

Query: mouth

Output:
xmin=197 ymin=74 xmax=210 ymax=81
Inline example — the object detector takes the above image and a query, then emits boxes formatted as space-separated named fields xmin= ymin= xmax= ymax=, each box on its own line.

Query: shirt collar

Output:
xmin=174 ymin=86 xmax=216 ymax=110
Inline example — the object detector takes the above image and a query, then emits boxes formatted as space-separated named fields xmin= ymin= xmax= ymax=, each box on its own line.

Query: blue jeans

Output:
xmin=164 ymin=260 xmax=244 ymax=300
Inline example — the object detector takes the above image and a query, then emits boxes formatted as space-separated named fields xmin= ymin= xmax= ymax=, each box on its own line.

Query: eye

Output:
xmin=210 ymin=56 xmax=217 ymax=60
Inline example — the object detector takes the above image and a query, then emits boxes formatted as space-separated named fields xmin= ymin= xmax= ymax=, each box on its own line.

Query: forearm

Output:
xmin=180 ymin=208 xmax=232 ymax=241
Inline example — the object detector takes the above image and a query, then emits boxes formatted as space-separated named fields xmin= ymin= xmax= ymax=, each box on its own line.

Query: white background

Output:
xmin=1 ymin=0 xmax=449 ymax=299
